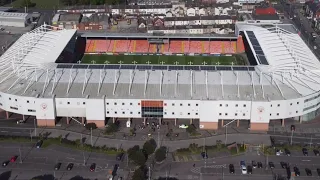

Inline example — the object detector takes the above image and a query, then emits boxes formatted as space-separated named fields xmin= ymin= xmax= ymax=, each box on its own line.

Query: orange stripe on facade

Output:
xmin=141 ymin=101 xmax=163 ymax=107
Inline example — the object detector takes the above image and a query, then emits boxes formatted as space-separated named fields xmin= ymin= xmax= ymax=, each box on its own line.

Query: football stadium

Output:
xmin=0 ymin=23 xmax=319 ymax=131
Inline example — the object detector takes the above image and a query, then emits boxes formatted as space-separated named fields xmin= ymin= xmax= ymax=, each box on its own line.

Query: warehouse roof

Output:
xmin=0 ymin=12 xmax=28 ymax=20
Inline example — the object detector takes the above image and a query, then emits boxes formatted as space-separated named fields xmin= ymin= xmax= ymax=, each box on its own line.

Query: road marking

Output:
xmin=0 ymin=131 xmax=8 ymax=132
xmin=302 ymin=160 xmax=311 ymax=162
xmin=12 ymin=132 xmax=21 ymax=134
xmin=66 ymin=157 xmax=75 ymax=160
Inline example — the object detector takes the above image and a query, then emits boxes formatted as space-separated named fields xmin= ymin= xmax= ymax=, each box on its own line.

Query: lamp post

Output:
xmin=34 ymin=119 xmax=37 ymax=137
xmin=290 ymin=130 xmax=294 ymax=145
xmin=223 ymin=119 xmax=236 ymax=145
xmin=90 ymin=127 xmax=93 ymax=147
xmin=19 ymin=147 xmax=22 ymax=163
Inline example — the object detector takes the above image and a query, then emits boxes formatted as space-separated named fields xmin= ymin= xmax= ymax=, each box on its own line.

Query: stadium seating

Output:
xmin=169 ymin=41 xmax=183 ymax=53
xmin=113 ymin=40 xmax=130 ymax=53
xmin=85 ymin=40 xmax=94 ymax=53
xmin=188 ymin=41 xmax=202 ymax=54
xmin=237 ymin=36 xmax=245 ymax=53
xmin=209 ymin=41 xmax=223 ymax=54
xmin=95 ymin=40 xmax=110 ymax=53
xmin=107 ymin=40 xmax=115 ymax=52
xmin=149 ymin=44 xmax=157 ymax=53
xmin=222 ymin=41 xmax=237 ymax=54
xmin=129 ymin=40 xmax=149 ymax=53
xmin=160 ymin=43 xmax=169 ymax=53
xmin=182 ymin=41 xmax=190 ymax=54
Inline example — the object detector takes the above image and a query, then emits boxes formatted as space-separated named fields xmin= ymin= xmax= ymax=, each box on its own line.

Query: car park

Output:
xmin=280 ymin=162 xmax=287 ymax=169
xmin=314 ymin=149 xmax=319 ymax=156
xmin=54 ymin=163 xmax=61 ymax=170
xmin=257 ymin=162 xmax=263 ymax=168
xmin=116 ymin=153 xmax=124 ymax=161
xmin=293 ymin=167 xmax=300 ymax=176
xmin=229 ymin=164 xmax=235 ymax=174
xmin=90 ymin=163 xmax=96 ymax=172
xmin=269 ymin=162 xmax=275 ymax=169
xmin=10 ymin=156 xmax=17 ymax=162
xmin=285 ymin=148 xmax=291 ymax=156
xmin=305 ymin=168 xmax=312 ymax=176
xmin=67 ymin=163 xmax=74 ymax=171
xmin=252 ymin=161 xmax=257 ymax=168
xmin=302 ymin=148 xmax=308 ymax=156
xmin=247 ymin=165 xmax=252 ymax=174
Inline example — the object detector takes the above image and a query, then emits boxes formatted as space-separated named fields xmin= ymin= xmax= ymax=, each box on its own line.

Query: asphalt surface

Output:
xmin=0 ymin=142 xmax=125 ymax=180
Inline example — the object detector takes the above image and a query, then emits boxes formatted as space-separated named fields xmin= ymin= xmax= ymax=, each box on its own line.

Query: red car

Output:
xmin=10 ymin=156 xmax=17 ymax=162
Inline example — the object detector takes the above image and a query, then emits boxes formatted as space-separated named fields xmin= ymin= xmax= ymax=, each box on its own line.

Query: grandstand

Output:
xmin=82 ymin=38 xmax=246 ymax=65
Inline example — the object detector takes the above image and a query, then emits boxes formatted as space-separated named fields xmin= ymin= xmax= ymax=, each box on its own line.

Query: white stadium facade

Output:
xmin=0 ymin=23 xmax=320 ymax=131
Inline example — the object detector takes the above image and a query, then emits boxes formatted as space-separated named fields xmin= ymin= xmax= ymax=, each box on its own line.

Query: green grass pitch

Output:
xmin=81 ymin=54 xmax=244 ymax=66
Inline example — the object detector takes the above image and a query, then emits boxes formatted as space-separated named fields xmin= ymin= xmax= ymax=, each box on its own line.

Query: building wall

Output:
xmin=0 ymin=18 xmax=26 ymax=27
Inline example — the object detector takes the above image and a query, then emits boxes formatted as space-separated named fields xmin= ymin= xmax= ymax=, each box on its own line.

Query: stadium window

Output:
xmin=106 ymin=102 xmax=109 ymax=105
xmin=195 ymin=113 xmax=198 ymax=115
xmin=219 ymin=113 xmax=222 ymax=116
xmin=297 ymin=102 xmax=299 ymax=104
xmin=107 ymin=111 xmax=109 ymax=114
xmin=172 ymin=112 xmax=175 ymax=115
xmin=235 ymin=113 xmax=238 ymax=116
xmin=164 ymin=112 xmax=167 ymax=115
xmin=83 ymin=102 xmax=85 ymax=105
xmin=122 ymin=112 xmax=125 ymax=114
xmin=138 ymin=112 xmax=141 ymax=114
xmin=235 ymin=104 xmax=238 ymax=107
xmin=277 ymin=113 xmax=279 ymax=116
xmin=122 ymin=103 xmax=125 ymax=105
xmin=225 ymin=104 xmax=228 ymax=107
xmin=9 ymin=98 xmax=11 ymax=100
xmin=220 ymin=104 xmax=222 ymax=107
xmin=225 ymin=113 xmax=228 ymax=116
xmin=164 ymin=103 xmax=167 ymax=106
xmin=27 ymin=109 xmax=36 ymax=112
xmin=180 ymin=103 xmax=183 ymax=106
xmin=130 ymin=103 xmax=132 ymax=105
xmin=115 ymin=111 xmax=117 ymax=114
xmin=296 ymin=111 xmax=298 ymax=113
xmin=290 ymin=103 xmax=292 ymax=106
xmin=196 ymin=104 xmax=198 ymax=106
xmin=243 ymin=104 xmax=246 ymax=107
xmin=130 ymin=112 xmax=133 ymax=114
xmin=187 ymin=113 xmax=190 ymax=115
xmin=277 ymin=104 xmax=280 ymax=107
xmin=172 ymin=103 xmax=175 ymax=106
xmin=188 ymin=103 xmax=190 ymax=106
xmin=138 ymin=103 xmax=140 ymax=105
xmin=27 ymin=100 xmax=29 ymax=103
xmin=270 ymin=104 xmax=272 ymax=107
xmin=270 ymin=113 xmax=272 ymax=116
xmin=67 ymin=102 xmax=70 ymax=104
xmin=243 ymin=113 xmax=245 ymax=116
xmin=15 ymin=99 xmax=17 ymax=102
xmin=114 ymin=102 xmax=117 ymax=105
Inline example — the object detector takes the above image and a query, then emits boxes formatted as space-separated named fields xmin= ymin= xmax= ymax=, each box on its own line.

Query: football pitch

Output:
xmin=81 ymin=54 xmax=245 ymax=66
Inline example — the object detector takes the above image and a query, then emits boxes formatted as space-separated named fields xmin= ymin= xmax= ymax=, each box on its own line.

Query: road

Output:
xmin=0 ymin=142 xmax=125 ymax=180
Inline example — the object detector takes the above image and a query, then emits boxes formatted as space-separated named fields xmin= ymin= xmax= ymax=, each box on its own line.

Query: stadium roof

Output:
xmin=0 ymin=24 xmax=319 ymax=101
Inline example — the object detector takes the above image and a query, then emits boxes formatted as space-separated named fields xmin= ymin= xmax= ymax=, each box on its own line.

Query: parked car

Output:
xmin=293 ymin=167 xmax=300 ymax=176
xmin=257 ymin=162 xmax=263 ymax=168
xmin=247 ymin=165 xmax=252 ymax=174
xmin=302 ymin=148 xmax=308 ymax=156
xmin=54 ymin=163 xmax=61 ymax=170
xmin=201 ymin=152 xmax=208 ymax=159
xmin=10 ymin=156 xmax=17 ymax=162
xmin=241 ymin=165 xmax=247 ymax=174
xmin=36 ymin=140 xmax=43 ymax=148
xmin=305 ymin=168 xmax=312 ymax=176
xmin=2 ymin=161 xmax=8 ymax=167
xmin=116 ymin=153 xmax=124 ymax=161
xmin=269 ymin=162 xmax=275 ymax=169
xmin=252 ymin=161 xmax=257 ymax=168
xmin=285 ymin=148 xmax=291 ymax=156
xmin=314 ymin=149 xmax=319 ymax=156
xmin=229 ymin=164 xmax=235 ymax=174
xmin=90 ymin=163 xmax=96 ymax=172
xmin=67 ymin=163 xmax=74 ymax=171
xmin=276 ymin=149 xmax=282 ymax=156
xmin=240 ymin=161 xmax=246 ymax=167
xmin=280 ymin=162 xmax=287 ymax=169
xmin=179 ymin=124 xmax=188 ymax=129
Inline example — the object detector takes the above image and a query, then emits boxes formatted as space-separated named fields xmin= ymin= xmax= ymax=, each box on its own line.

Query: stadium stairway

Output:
xmin=113 ymin=40 xmax=117 ymax=53
xmin=181 ymin=41 xmax=184 ymax=53
xmin=221 ymin=42 xmax=225 ymax=54
xmin=233 ymin=42 xmax=237 ymax=53
xmin=201 ymin=42 xmax=205 ymax=54
xmin=133 ymin=40 xmax=136 ymax=53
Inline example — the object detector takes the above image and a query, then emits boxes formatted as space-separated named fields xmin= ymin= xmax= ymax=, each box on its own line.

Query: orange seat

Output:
xmin=209 ymin=41 xmax=223 ymax=54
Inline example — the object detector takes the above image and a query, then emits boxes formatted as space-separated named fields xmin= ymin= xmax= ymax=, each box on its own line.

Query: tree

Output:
xmin=127 ymin=145 xmax=140 ymax=159
xmin=20 ymin=0 xmax=36 ymax=8
xmin=143 ymin=139 xmax=157 ymax=156
xmin=105 ymin=123 xmax=119 ymax=134
xmin=85 ymin=123 xmax=97 ymax=130
xmin=216 ymin=140 xmax=222 ymax=149
xmin=186 ymin=124 xmax=197 ymax=134
xmin=130 ymin=150 xmax=146 ymax=166
xmin=57 ymin=135 xmax=63 ymax=143
xmin=155 ymin=146 xmax=167 ymax=162
xmin=132 ymin=168 xmax=146 ymax=180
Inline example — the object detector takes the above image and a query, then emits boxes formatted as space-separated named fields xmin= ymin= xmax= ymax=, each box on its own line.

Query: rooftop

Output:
xmin=0 ymin=12 xmax=28 ymax=20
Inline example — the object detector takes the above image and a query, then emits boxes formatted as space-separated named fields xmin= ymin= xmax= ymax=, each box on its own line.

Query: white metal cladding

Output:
xmin=0 ymin=24 xmax=76 ymax=81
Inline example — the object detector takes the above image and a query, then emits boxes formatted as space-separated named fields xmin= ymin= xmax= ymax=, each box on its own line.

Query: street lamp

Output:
xmin=33 ymin=119 xmax=37 ymax=137
xmin=223 ymin=119 xmax=236 ymax=145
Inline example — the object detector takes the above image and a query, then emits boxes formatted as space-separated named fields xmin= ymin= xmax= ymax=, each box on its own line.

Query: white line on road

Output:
xmin=0 ymin=131 xmax=8 ymax=132
xmin=66 ymin=157 xmax=75 ymax=160
xmin=302 ymin=160 xmax=311 ymax=162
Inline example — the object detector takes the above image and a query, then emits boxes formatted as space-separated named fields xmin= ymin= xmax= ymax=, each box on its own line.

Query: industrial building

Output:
xmin=0 ymin=12 xmax=32 ymax=27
